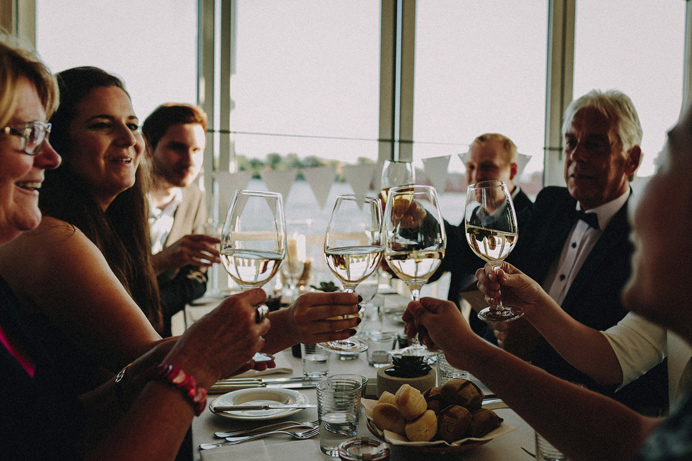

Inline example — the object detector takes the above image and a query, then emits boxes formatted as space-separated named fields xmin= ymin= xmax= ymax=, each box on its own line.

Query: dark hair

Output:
xmin=41 ymin=66 xmax=162 ymax=331
xmin=142 ymin=103 xmax=208 ymax=151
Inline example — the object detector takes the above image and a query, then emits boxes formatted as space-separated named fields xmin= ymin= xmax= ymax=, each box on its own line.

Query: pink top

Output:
xmin=0 ymin=322 xmax=35 ymax=377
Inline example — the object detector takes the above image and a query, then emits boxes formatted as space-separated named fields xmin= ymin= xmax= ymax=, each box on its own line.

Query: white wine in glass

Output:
xmin=220 ymin=190 xmax=287 ymax=290
xmin=380 ymin=159 xmax=415 ymax=203
xmin=322 ymin=195 xmax=383 ymax=356
xmin=464 ymin=179 xmax=521 ymax=322
xmin=384 ymin=185 xmax=446 ymax=356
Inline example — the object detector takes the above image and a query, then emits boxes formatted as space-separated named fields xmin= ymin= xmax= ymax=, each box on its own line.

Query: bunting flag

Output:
xmin=302 ymin=166 xmax=336 ymax=209
xmin=342 ymin=163 xmax=378 ymax=207
xmin=422 ymin=155 xmax=451 ymax=193
xmin=260 ymin=169 xmax=298 ymax=204
xmin=213 ymin=171 xmax=253 ymax=222
xmin=459 ymin=151 xmax=532 ymax=178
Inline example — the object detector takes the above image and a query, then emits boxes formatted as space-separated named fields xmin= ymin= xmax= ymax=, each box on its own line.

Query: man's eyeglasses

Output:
xmin=1 ymin=121 xmax=52 ymax=155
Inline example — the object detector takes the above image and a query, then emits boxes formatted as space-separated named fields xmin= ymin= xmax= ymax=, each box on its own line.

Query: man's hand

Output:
xmin=152 ymin=234 xmax=220 ymax=274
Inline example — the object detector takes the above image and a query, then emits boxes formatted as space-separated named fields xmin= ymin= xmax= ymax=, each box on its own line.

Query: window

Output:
xmin=36 ymin=0 xmax=198 ymax=120
xmin=413 ymin=0 xmax=548 ymax=223
xmin=573 ymin=0 xmax=686 ymax=177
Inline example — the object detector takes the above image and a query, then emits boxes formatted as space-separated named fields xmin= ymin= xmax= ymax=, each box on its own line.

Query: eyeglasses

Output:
xmin=1 ymin=121 xmax=52 ymax=155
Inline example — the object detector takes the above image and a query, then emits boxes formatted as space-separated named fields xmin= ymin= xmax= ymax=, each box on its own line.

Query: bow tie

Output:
xmin=572 ymin=209 xmax=599 ymax=229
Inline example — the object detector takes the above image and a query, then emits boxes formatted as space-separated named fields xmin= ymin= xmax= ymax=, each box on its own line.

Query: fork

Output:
xmin=199 ymin=427 xmax=319 ymax=449
xmin=214 ymin=420 xmax=318 ymax=438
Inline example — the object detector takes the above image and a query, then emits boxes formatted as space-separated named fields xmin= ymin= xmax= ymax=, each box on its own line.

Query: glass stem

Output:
xmin=409 ymin=284 xmax=422 ymax=345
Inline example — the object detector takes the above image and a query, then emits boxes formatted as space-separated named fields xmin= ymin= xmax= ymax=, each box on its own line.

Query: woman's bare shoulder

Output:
xmin=0 ymin=216 xmax=94 ymax=260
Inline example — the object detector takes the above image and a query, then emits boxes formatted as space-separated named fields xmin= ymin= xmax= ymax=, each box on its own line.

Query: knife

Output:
xmin=208 ymin=382 xmax=318 ymax=394
xmin=213 ymin=404 xmax=316 ymax=411
xmin=216 ymin=376 xmax=320 ymax=384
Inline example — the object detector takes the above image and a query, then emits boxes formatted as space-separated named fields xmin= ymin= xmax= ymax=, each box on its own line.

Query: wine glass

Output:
xmin=464 ymin=179 xmax=521 ymax=322
xmin=322 ymin=195 xmax=384 ymax=356
xmin=380 ymin=159 xmax=415 ymax=203
xmin=383 ymin=185 xmax=446 ymax=356
xmin=221 ymin=190 xmax=286 ymax=290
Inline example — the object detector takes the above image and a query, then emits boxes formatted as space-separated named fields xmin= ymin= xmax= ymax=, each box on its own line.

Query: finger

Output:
xmin=231 ymin=288 xmax=268 ymax=308
xmin=297 ymin=302 xmax=359 ymax=322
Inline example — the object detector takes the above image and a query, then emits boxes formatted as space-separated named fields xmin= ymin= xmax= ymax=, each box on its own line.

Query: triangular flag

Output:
xmin=302 ymin=166 xmax=336 ymax=209
xmin=422 ymin=155 xmax=451 ymax=194
xmin=516 ymin=153 xmax=531 ymax=177
xmin=213 ymin=171 xmax=253 ymax=223
xmin=342 ymin=164 xmax=378 ymax=207
xmin=260 ymin=169 xmax=298 ymax=203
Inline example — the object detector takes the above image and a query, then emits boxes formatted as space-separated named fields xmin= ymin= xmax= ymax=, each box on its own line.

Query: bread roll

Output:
xmin=404 ymin=409 xmax=438 ymax=442
xmin=372 ymin=403 xmax=406 ymax=436
xmin=423 ymin=386 xmax=449 ymax=414
xmin=378 ymin=391 xmax=396 ymax=406
xmin=395 ymin=384 xmax=427 ymax=420
xmin=440 ymin=379 xmax=484 ymax=411
xmin=437 ymin=405 xmax=472 ymax=443
xmin=468 ymin=408 xmax=503 ymax=438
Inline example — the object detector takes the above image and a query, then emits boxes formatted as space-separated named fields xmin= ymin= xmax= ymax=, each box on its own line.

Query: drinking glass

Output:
xmin=220 ymin=190 xmax=287 ymax=290
xmin=464 ymin=179 xmax=521 ymax=322
xmin=383 ymin=185 xmax=446 ymax=356
xmin=281 ymin=225 xmax=309 ymax=300
xmin=322 ymin=195 xmax=383 ymax=356
xmin=317 ymin=374 xmax=366 ymax=456
xmin=380 ymin=159 xmax=415 ymax=203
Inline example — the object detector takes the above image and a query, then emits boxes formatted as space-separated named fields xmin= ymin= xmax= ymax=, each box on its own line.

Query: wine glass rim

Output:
xmin=388 ymin=184 xmax=436 ymax=193
xmin=235 ymin=189 xmax=283 ymax=198
xmin=467 ymin=179 xmax=507 ymax=190
xmin=334 ymin=194 xmax=379 ymax=203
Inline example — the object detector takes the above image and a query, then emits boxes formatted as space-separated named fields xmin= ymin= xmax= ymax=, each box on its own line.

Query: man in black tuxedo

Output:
xmin=442 ymin=91 xmax=667 ymax=415
xmin=429 ymin=133 xmax=533 ymax=311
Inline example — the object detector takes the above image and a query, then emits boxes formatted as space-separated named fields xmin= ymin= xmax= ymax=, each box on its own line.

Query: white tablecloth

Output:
xmin=188 ymin=297 xmax=536 ymax=460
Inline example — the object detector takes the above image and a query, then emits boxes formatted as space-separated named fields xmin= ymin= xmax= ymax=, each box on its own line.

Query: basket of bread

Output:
xmin=362 ymin=378 xmax=516 ymax=453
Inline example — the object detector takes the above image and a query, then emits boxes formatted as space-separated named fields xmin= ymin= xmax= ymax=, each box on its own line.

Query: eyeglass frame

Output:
xmin=1 ymin=121 xmax=52 ymax=156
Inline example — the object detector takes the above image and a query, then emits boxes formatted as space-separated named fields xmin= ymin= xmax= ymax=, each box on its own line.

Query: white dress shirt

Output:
xmin=149 ymin=188 xmax=183 ymax=255
xmin=543 ymin=189 xmax=630 ymax=305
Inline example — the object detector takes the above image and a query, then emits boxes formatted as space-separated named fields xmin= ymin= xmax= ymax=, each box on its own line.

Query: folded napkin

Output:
xmin=200 ymin=440 xmax=271 ymax=461
xmin=234 ymin=367 xmax=293 ymax=378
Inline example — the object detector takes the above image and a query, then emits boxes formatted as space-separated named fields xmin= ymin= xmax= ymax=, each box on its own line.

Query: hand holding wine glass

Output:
xmin=383 ymin=185 xmax=446 ymax=356
xmin=464 ymin=179 xmax=521 ymax=322
xmin=322 ymin=195 xmax=383 ymax=355
xmin=380 ymin=159 xmax=415 ymax=203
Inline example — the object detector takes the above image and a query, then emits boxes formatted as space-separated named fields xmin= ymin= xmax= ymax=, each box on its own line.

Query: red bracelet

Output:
xmin=140 ymin=364 xmax=207 ymax=416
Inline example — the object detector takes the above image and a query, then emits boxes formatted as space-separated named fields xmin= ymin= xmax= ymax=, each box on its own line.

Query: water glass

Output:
xmin=317 ymin=374 xmax=366 ymax=457
xmin=301 ymin=343 xmax=330 ymax=379
xmin=535 ymin=431 xmax=570 ymax=460
xmin=365 ymin=332 xmax=396 ymax=368
xmin=437 ymin=352 xmax=469 ymax=386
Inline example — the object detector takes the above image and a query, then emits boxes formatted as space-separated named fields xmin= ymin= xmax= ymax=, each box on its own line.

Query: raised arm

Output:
xmin=403 ymin=297 xmax=659 ymax=461
xmin=0 ymin=217 xmax=161 ymax=371
xmin=261 ymin=291 xmax=361 ymax=354
xmin=80 ymin=289 xmax=270 ymax=460
xmin=475 ymin=262 xmax=623 ymax=385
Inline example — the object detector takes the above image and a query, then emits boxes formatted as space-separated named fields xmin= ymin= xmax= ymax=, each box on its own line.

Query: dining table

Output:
xmin=187 ymin=293 xmax=538 ymax=461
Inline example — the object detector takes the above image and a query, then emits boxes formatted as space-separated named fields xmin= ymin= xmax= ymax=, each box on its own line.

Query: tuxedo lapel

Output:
xmin=561 ymin=201 xmax=631 ymax=308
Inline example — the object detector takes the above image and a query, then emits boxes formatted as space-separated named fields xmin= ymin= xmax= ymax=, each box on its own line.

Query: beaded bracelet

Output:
xmin=140 ymin=364 xmax=207 ymax=416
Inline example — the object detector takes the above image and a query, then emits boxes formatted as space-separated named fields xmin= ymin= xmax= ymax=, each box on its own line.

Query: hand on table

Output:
xmin=152 ymin=234 xmax=221 ymax=273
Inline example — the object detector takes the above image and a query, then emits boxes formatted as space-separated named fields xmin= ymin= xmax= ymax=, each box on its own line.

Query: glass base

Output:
xmin=319 ymin=338 xmax=369 ymax=357
xmin=391 ymin=344 xmax=437 ymax=362
xmin=477 ymin=305 xmax=524 ymax=322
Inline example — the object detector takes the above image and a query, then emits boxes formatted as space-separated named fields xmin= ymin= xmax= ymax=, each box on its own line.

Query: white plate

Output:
xmin=210 ymin=388 xmax=310 ymax=421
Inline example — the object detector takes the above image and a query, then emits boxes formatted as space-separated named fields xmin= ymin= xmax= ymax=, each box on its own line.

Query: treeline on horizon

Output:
xmin=235 ymin=153 xmax=374 ymax=181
